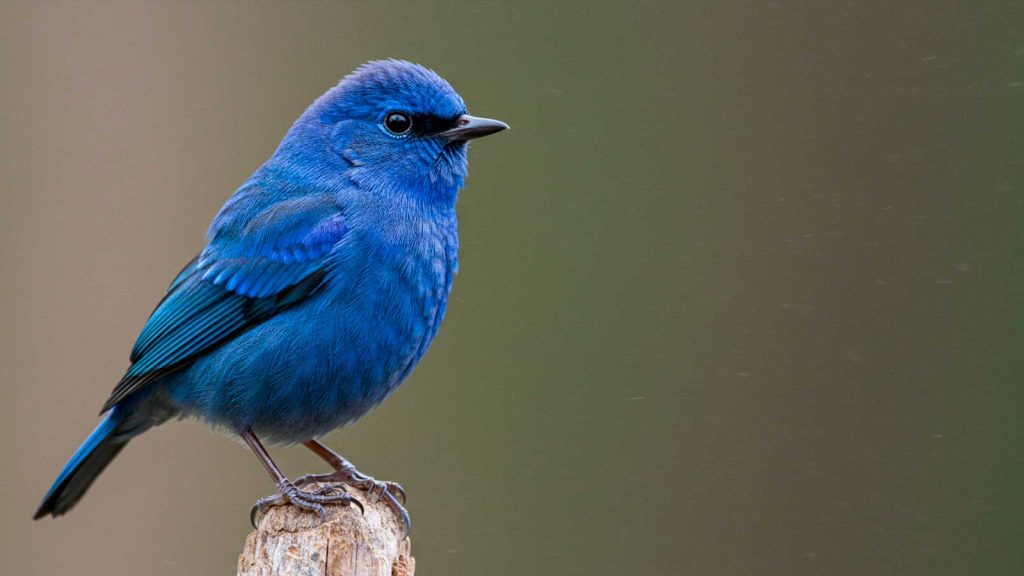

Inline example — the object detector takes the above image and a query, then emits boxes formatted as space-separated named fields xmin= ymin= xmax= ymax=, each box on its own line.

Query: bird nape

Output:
xmin=34 ymin=60 xmax=507 ymax=535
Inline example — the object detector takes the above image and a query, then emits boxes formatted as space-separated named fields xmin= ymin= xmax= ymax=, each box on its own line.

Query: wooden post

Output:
xmin=238 ymin=483 xmax=414 ymax=576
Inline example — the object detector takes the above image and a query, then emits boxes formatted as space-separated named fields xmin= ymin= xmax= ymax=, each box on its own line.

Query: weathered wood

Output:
xmin=238 ymin=483 xmax=414 ymax=576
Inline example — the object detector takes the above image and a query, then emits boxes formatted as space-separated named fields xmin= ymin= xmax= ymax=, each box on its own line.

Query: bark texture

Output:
xmin=238 ymin=484 xmax=414 ymax=576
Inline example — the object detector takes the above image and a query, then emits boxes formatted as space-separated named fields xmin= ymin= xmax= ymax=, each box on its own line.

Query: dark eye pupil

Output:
xmin=385 ymin=113 xmax=411 ymax=135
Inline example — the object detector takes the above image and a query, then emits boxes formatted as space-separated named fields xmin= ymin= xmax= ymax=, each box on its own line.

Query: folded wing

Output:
xmin=101 ymin=193 xmax=347 ymax=412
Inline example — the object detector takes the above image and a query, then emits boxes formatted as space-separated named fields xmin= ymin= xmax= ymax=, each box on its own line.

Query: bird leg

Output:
xmin=242 ymin=429 xmax=359 ymax=527
xmin=294 ymin=438 xmax=411 ymax=536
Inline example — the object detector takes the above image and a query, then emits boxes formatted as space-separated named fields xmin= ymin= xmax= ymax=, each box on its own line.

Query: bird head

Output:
xmin=283 ymin=59 xmax=507 ymax=202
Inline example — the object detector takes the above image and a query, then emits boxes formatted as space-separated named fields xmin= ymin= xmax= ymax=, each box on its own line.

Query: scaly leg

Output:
xmin=242 ymin=429 xmax=359 ymax=527
xmin=294 ymin=439 xmax=411 ymax=536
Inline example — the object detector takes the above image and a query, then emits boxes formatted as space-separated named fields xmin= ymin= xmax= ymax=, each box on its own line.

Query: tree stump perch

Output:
xmin=238 ymin=483 xmax=414 ymax=576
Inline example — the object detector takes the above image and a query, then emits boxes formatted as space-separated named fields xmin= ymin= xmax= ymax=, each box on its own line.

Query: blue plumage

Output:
xmin=37 ymin=408 xmax=124 ymax=517
xmin=35 ymin=60 xmax=507 ymax=522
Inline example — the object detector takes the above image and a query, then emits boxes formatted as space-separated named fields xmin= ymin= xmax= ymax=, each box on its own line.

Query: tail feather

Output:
xmin=34 ymin=408 xmax=129 ymax=519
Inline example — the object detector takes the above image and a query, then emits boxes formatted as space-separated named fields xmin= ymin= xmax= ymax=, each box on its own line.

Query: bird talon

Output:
xmin=250 ymin=480 xmax=358 ymax=527
xmin=345 ymin=475 xmax=411 ymax=535
xmin=250 ymin=493 xmax=289 ymax=528
xmin=382 ymin=490 xmax=412 ymax=538
xmin=388 ymin=482 xmax=407 ymax=505
xmin=297 ymin=441 xmax=411 ymax=535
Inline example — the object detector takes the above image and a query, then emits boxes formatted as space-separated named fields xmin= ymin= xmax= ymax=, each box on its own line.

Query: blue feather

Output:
xmin=35 ymin=407 xmax=125 ymax=518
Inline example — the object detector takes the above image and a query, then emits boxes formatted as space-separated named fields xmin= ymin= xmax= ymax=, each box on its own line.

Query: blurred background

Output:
xmin=2 ymin=1 xmax=1022 ymax=574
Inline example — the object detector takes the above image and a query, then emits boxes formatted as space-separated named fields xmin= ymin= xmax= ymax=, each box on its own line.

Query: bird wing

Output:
xmin=101 ymin=193 xmax=347 ymax=412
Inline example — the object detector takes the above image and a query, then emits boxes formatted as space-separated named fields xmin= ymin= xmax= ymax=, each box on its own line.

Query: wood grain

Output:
xmin=238 ymin=483 xmax=414 ymax=576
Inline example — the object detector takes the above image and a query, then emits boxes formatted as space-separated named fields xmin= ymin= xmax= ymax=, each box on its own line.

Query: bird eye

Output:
xmin=383 ymin=112 xmax=412 ymax=136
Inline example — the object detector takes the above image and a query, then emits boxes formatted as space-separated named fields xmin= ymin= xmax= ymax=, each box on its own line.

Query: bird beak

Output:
xmin=440 ymin=115 xmax=509 ymax=142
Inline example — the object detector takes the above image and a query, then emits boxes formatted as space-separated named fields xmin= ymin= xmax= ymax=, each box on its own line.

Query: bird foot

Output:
xmin=295 ymin=468 xmax=406 ymax=504
xmin=295 ymin=468 xmax=411 ymax=537
xmin=250 ymin=480 xmax=361 ymax=528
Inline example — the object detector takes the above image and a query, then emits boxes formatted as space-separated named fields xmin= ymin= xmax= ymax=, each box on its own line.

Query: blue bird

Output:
xmin=34 ymin=60 xmax=507 ymax=532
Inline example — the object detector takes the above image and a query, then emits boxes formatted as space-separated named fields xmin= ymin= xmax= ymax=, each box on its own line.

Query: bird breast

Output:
xmin=325 ymin=211 xmax=458 ymax=404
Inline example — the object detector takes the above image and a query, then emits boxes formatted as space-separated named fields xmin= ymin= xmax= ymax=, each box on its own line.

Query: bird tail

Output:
xmin=34 ymin=406 xmax=132 ymax=519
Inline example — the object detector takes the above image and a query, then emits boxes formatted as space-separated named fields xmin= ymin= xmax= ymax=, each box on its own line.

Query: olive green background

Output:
xmin=2 ymin=2 xmax=1022 ymax=575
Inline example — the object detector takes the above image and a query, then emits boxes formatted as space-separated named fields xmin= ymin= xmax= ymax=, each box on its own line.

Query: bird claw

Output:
xmin=296 ymin=470 xmax=405 ymax=504
xmin=249 ymin=480 xmax=357 ymax=528
xmin=294 ymin=468 xmax=410 ymax=536
xmin=381 ymin=488 xmax=412 ymax=538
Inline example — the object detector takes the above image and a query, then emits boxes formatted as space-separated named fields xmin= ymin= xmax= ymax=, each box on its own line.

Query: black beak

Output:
xmin=440 ymin=115 xmax=509 ymax=143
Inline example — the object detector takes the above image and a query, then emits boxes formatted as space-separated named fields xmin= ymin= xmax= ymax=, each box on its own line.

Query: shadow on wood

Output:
xmin=238 ymin=483 xmax=414 ymax=576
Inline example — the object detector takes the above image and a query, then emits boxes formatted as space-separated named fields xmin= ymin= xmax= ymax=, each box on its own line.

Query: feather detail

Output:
xmin=105 ymin=195 xmax=346 ymax=410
